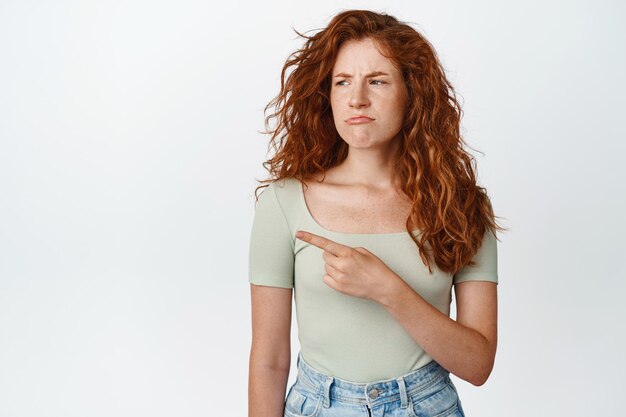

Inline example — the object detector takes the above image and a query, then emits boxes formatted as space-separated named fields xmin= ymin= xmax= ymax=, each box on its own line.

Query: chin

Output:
xmin=347 ymin=138 xmax=388 ymax=149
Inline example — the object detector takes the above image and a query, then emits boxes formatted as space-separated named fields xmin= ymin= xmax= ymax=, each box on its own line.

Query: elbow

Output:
xmin=469 ymin=337 xmax=496 ymax=386
xmin=249 ymin=343 xmax=291 ymax=372
xmin=468 ymin=368 xmax=490 ymax=387
xmin=469 ymin=372 xmax=489 ymax=387
xmin=469 ymin=358 xmax=495 ymax=387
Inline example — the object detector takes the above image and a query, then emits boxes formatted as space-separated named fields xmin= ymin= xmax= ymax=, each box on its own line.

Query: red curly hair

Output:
xmin=254 ymin=9 xmax=507 ymax=275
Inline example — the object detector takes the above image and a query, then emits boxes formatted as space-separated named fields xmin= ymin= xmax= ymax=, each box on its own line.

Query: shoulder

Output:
xmin=266 ymin=177 xmax=301 ymax=203
xmin=255 ymin=178 xmax=303 ymax=223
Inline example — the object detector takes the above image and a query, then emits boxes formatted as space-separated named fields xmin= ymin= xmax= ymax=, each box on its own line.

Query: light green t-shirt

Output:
xmin=248 ymin=177 xmax=498 ymax=383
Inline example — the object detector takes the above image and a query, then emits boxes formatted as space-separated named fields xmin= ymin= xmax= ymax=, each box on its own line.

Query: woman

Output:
xmin=248 ymin=9 xmax=505 ymax=417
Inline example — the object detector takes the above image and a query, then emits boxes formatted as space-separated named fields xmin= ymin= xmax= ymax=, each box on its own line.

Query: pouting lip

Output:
xmin=345 ymin=115 xmax=375 ymax=122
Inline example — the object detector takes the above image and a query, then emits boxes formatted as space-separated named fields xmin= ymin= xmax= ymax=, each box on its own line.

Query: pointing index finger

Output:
xmin=296 ymin=230 xmax=350 ymax=257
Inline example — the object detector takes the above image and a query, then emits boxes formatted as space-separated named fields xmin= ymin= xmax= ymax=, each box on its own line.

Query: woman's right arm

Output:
xmin=248 ymin=283 xmax=293 ymax=417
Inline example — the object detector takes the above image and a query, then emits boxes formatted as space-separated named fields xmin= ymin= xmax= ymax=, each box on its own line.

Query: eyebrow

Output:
xmin=333 ymin=71 xmax=390 ymax=78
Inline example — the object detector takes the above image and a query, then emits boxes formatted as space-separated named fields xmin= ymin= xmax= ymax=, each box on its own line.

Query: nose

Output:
xmin=348 ymin=82 xmax=370 ymax=109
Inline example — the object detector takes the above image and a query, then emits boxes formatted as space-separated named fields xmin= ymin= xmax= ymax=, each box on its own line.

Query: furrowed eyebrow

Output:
xmin=333 ymin=71 xmax=390 ymax=78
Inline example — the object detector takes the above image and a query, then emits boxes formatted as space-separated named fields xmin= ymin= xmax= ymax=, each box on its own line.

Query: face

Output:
xmin=330 ymin=37 xmax=408 ymax=150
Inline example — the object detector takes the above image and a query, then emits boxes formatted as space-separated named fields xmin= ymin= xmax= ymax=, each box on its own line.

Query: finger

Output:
xmin=324 ymin=262 xmax=342 ymax=278
xmin=296 ymin=230 xmax=351 ymax=257
xmin=322 ymin=274 xmax=339 ymax=290
xmin=322 ymin=249 xmax=340 ymax=264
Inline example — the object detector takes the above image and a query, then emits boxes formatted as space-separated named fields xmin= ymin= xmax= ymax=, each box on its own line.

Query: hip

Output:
xmin=283 ymin=351 xmax=465 ymax=417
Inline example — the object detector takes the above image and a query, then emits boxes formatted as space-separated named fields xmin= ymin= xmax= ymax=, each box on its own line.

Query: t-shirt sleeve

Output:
xmin=248 ymin=183 xmax=295 ymax=288
xmin=452 ymin=228 xmax=498 ymax=285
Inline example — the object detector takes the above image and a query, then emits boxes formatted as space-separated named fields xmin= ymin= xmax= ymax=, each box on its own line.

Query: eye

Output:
xmin=370 ymin=79 xmax=386 ymax=85
xmin=335 ymin=80 xmax=348 ymax=86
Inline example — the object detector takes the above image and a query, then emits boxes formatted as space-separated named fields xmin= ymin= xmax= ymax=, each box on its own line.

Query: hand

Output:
xmin=295 ymin=229 xmax=403 ymax=303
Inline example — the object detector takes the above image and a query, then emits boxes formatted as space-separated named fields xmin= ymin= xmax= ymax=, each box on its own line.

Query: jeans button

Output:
xmin=369 ymin=388 xmax=379 ymax=399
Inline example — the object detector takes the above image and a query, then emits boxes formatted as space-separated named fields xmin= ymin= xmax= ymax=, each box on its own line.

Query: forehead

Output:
xmin=332 ymin=37 xmax=397 ymax=74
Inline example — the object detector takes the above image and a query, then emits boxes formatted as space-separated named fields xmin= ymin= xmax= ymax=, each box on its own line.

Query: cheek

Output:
xmin=329 ymin=95 xmax=343 ymax=122
xmin=329 ymin=91 xmax=340 ymax=109
xmin=384 ymin=95 xmax=407 ymax=127
xmin=395 ymin=90 xmax=408 ymax=118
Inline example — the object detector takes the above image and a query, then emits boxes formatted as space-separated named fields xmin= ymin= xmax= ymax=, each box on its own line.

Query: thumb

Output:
xmin=353 ymin=247 xmax=371 ymax=255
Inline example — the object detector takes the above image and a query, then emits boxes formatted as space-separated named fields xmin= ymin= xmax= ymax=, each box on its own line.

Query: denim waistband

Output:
xmin=295 ymin=351 xmax=450 ymax=408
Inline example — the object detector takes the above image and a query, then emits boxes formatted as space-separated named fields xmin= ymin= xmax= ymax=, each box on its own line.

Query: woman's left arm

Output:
xmin=377 ymin=278 xmax=497 ymax=386
xmin=294 ymin=229 xmax=498 ymax=386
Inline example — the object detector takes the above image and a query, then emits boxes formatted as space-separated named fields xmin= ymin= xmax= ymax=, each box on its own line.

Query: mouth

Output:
xmin=345 ymin=116 xmax=374 ymax=125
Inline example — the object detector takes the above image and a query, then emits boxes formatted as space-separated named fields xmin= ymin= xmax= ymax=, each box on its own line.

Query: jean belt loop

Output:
xmin=322 ymin=375 xmax=334 ymax=408
xmin=396 ymin=376 xmax=408 ymax=409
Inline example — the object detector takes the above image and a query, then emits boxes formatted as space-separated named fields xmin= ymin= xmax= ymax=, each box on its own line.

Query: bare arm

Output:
xmin=249 ymin=283 xmax=293 ymax=417
xmin=378 ymin=278 xmax=498 ymax=386
xmin=292 ymin=229 xmax=498 ymax=386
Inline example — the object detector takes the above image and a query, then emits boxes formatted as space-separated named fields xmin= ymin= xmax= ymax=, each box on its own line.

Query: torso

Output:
xmin=301 ymin=170 xmax=414 ymax=234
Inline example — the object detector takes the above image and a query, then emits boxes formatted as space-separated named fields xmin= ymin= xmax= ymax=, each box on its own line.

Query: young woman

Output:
xmin=248 ymin=9 xmax=505 ymax=417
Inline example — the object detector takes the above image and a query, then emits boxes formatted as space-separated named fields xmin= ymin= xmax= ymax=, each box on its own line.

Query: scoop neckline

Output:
xmin=294 ymin=178 xmax=420 ymax=237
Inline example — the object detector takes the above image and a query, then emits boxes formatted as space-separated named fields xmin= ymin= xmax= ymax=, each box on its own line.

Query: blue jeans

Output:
xmin=284 ymin=352 xmax=466 ymax=417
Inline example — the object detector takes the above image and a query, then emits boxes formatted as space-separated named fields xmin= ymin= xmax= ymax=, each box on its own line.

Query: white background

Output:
xmin=1 ymin=1 xmax=625 ymax=416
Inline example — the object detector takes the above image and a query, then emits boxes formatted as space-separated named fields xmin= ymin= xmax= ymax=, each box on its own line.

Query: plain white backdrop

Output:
xmin=1 ymin=1 xmax=624 ymax=416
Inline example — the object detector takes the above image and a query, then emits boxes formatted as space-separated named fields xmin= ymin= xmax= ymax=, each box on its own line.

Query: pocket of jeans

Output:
xmin=283 ymin=383 xmax=322 ymax=417
xmin=407 ymin=377 xmax=459 ymax=417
